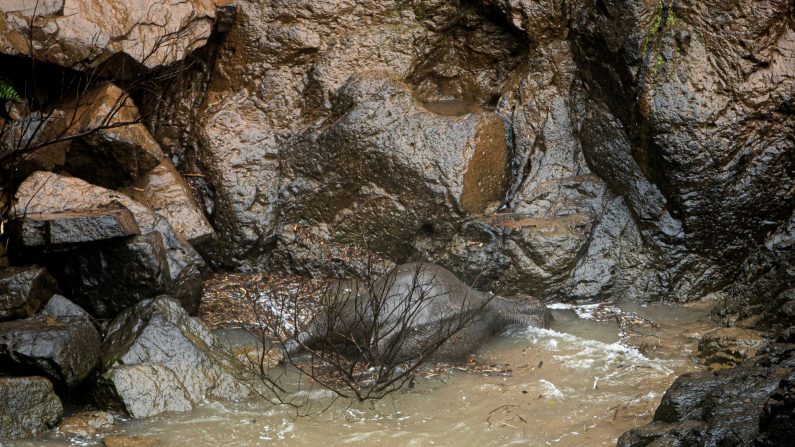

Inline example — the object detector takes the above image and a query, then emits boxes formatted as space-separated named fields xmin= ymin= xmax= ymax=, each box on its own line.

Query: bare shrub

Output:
xmin=229 ymin=255 xmax=493 ymax=412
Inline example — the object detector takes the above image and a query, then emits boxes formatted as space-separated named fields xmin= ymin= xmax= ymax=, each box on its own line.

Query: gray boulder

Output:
xmin=12 ymin=207 xmax=140 ymax=248
xmin=0 ymin=265 xmax=60 ymax=321
xmin=0 ymin=376 xmax=63 ymax=439
xmin=40 ymin=294 xmax=99 ymax=329
xmin=0 ymin=315 xmax=102 ymax=388
xmin=96 ymin=296 xmax=249 ymax=419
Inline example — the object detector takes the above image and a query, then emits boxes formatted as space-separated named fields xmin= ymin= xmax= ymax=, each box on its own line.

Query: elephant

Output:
xmin=283 ymin=263 xmax=550 ymax=364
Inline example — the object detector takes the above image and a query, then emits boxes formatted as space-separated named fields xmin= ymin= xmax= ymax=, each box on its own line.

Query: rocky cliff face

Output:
xmin=0 ymin=0 xmax=792 ymax=441
xmin=147 ymin=0 xmax=793 ymax=305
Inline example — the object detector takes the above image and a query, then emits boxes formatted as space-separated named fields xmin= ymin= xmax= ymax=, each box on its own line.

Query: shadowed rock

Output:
xmin=0 ymin=265 xmax=59 ymax=321
xmin=0 ymin=376 xmax=63 ymax=439
xmin=0 ymin=315 xmax=102 ymax=387
xmin=13 ymin=172 xmax=206 ymax=315
xmin=6 ymin=83 xmax=165 ymax=188
xmin=58 ymin=232 xmax=172 ymax=318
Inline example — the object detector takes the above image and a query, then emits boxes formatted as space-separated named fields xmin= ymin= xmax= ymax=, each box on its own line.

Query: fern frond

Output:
xmin=0 ymin=80 xmax=22 ymax=103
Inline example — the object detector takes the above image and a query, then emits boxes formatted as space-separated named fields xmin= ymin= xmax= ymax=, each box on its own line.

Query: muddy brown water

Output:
xmin=10 ymin=300 xmax=715 ymax=447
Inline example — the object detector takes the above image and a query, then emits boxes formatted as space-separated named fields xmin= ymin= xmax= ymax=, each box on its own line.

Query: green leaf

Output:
xmin=0 ymin=80 xmax=22 ymax=103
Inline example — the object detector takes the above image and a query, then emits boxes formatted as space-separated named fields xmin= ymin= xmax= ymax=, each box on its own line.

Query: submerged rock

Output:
xmin=103 ymin=435 xmax=161 ymax=447
xmin=96 ymin=296 xmax=249 ymax=419
xmin=0 ymin=314 xmax=102 ymax=388
xmin=0 ymin=265 xmax=59 ymax=321
xmin=58 ymin=411 xmax=115 ymax=438
xmin=0 ymin=376 xmax=63 ymax=439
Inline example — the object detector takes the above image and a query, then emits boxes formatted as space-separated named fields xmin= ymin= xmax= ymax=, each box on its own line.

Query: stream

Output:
xmin=11 ymin=300 xmax=715 ymax=447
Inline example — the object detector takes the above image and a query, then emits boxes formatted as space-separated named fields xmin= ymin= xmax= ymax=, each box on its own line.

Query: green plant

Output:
xmin=0 ymin=80 xmax=21 ymax=103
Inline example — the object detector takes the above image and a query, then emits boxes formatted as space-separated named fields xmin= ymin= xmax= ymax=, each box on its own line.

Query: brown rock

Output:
xmin=9 ymin=83 xmax=165 ymax=188
xmin=699 ymin=327 xmax=768 ymax=366
xmin=58 ymin=411 xmax=115 ymax=438
xmin=125 ymin=160 xmax=213 ymax=244
xmin=0 ymin=0 xmax=215 ymax=76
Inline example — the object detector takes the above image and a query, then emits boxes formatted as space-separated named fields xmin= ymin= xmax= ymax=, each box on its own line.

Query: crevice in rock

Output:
xmin=406 ymin=0 xmax=529 ymax=107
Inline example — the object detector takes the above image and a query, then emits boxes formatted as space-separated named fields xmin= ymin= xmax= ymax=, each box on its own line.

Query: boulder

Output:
xmin=0 ymin=0 xmax=215 ymax=76
xmin=98 ymin=364 xmax=194 ymax=418
xmin=125 ymin=160 xmax=214 ymax=244
xmin=0 ymin=265 xmax=59 ymax=320
xmin=40 ymin=294 xmax=99 ymax=329
xmin=103 ymin=435 xmax=160 ymax=447
xmin=0 ymin=376 xmax=63 ymax=439
xmin=12 ymin=206 xmax=140 ymax=247
xmin=96 ymin=296 xmax=249 ymax=419
xmin=58 ymin=232 xmax=172 ymax=318
xmin=618 ymin=344 xmax=795 ymax=446
xmin=0 ymin=315 xmax=102 ymax=387
xmin=7 ymin=83 xmax=165 ymax=188
xmin=13 ymin=172 xmax=206 ymax=315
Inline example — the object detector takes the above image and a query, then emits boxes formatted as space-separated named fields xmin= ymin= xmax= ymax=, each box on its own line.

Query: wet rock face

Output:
xmin=0 ymin=376 xmax=63 ymax=439
xmin=0 ymin=265 xmax=59 ymax=321
xmin=568 ymin=0 xmax=795 ymax=296
xmin=283 ymin=75 xmax=509 ymax=260
xmin=618 ymin=344 xmax=795 ymax=447
xmin=96 ymin=296 xmax=249 ymax=418
xmin=194 ymin=0 xmax=526 ymax=267
xmin=0 ymin=314 xmax=102 ymax=387
xmin=0 ymin=0 xmax=215 ymax=77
